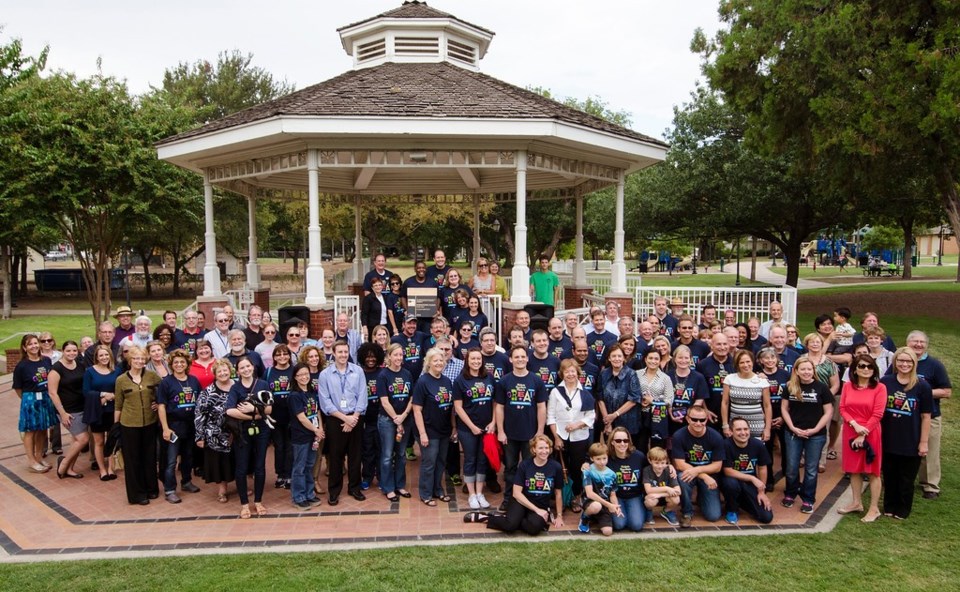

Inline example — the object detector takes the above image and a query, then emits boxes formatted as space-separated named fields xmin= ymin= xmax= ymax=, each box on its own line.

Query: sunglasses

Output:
xmin=39 ymin=339 xmax=54 ymax=343
xmin=478 ymin=264 xmax=489 ymax=267
xmin=856 ymin=363 xmax=873 ymax=370
xmin=688 ymin=417 xmax=707 ymax=423
xmin=612 ymin=438 xmax=630 ymax=444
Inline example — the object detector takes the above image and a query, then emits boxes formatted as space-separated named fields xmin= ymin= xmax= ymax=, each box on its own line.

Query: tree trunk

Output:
xmin=19 ymin=249 xmax=27 ymax=296
xmin=750 ymin=236 xmax=757 ymax=282
xmin=138 ymin=247 xmax=154 ymax=297
xmin=900 ymin=221 xmax=914 ymax=280
xmin=292 ymin=248 xmax=299 ymax=275
xmin=934 ymin=160 xmax=960 ymax=282
xmin=782 ymin=241 xmax=802 ymax=288
xmin=10 ymin=252 xmax=20 ymax=296
xmin=1 ymin=245 xmax=11 ymax=319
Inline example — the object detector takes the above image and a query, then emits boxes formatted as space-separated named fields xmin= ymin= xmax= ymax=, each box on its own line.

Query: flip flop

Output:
xmin=437 ymin=495 xmax=452 ymax=503
xmin=421 ymin=498 xmax=437 ymax=507
xmin=29 ymin=463 xmax=50 ymax=473
xmin=396 ymin=489 xmax=412 ymax=498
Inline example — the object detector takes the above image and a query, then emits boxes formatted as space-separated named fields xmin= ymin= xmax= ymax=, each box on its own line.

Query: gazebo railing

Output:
xmin=334 ymin=295 xmax=362 ymax=338
xmin=632 ymin=286 xmax=798 ymax=327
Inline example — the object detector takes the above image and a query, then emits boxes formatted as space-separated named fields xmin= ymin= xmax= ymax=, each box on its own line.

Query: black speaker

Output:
xmin=278 ymin=305 xmax=311 ymax=342
xmin=524 ymin=303 xmax=552 ymax=332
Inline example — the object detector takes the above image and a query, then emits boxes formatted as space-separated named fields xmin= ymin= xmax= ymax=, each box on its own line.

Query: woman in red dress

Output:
xmin=838 ymin=354 xmax=887 ymax=522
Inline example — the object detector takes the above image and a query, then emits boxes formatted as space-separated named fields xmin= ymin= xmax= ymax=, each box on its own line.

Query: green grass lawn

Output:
xmin=767 ymin=262 xmax=960 ymax=280
xmin=0 ymin=285 xmax=956 ymax=590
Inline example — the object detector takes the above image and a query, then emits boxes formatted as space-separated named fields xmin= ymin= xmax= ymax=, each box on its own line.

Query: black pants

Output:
xmin=120 ymin=423 xmax=159 ymax=504
xmin=882 ymin=452 xmax=922 ymax=518
xmin=271 ymin=421 xmax=292 ymax=480
xmin=446 ymin=438 xmax=461 ymax=478
xmin=326 ymin=416 xmax=362 ymax=499
xmin=486 ymin=498 xmax=549 ymax=535
xmin=720 ymin=476 xmax=773 ymax=523
xmin=560 ymin=438 xmax=590 ymax=497
xmin=503 ymin=439 xmax=532 ymax=502
xmin=361 ymin=417 xmax=380 ymax=484
xmin=765 ymin=426 xmax=787 ymax=486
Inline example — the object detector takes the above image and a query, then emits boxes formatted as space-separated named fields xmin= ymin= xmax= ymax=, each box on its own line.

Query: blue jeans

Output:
xmin=678 ymin=471 xmax=722 ymax=521
xmin=418 ymin=436 xmax=449 ymax=501
xmin=234 ymin=424 xmax=271 ymax=504
xmin=784 ymin=432 xmax=827 ymax=504
xmin=612 ymin=495 xmax=645 ymax=531
xmin=457 ymin=427 xmax=488 ymax=482
xmin=290 ymin=441 xmax=317 ymax=503
xmin=163 ymin=420 xmax=194 ymax=494
xmin=377 ymin=415 xmax=412 ymax=494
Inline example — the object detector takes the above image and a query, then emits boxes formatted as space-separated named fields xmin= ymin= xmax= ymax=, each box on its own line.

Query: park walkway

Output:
xmin=0 ymin=376 xmax=849 ymax=562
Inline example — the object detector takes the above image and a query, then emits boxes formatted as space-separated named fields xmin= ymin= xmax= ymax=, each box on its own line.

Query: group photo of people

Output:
xmin=12 ymin=252 xmax=950 ymax=535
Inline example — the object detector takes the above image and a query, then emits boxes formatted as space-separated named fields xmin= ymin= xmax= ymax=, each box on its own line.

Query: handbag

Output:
xmin=556 ymin=450 xmax=575 ymax=508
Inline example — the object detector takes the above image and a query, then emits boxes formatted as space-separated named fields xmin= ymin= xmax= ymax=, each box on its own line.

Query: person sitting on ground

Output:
xmin=464 ymin=435 xmax=565 ymax=535
xmin=721 ymin=417 xmax=773 ymax=524
xmin=578 ymin=442 xmax=622 ymax=536
xmin=642 ymin=446 xmax=681 ymax=527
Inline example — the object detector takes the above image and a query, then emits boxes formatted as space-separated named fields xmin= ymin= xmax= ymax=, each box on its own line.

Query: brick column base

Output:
xmin=349 ymin=283 xmax=365 ymax=297
xmin=6 ymin=349 xmax=21 ymax=374
xmin=605 ymin=292 xmax=634 ymax=322
xmin=309 ymin=304 xmax=335 ymax=339
xmin=564 ymin=285 xmax=594 ymax=310
xmin=196 ymin=296 xmax=230 ymax=331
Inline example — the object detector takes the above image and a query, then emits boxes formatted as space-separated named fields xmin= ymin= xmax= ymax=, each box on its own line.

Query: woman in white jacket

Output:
xmin=547 ymin=358 xmax=596 ymax=513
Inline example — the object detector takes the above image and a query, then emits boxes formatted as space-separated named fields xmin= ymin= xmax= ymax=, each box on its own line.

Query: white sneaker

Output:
xmin=468 ymin=494 xmax=480 ymax=510
xmin=476 ymin=493 xmax=491 ymax=509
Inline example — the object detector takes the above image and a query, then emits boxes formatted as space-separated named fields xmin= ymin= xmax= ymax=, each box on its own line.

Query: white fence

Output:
xmin=632 ymin=286 xmax=798 ymax=326
xmin=334 ymin=295 xmax=362 ymax=336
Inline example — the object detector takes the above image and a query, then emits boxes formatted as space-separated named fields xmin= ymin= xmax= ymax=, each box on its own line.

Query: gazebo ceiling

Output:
xmin=156 ymin=4 xmax=667 ymax=198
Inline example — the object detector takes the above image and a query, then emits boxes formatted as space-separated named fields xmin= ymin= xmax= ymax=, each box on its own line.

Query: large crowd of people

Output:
xmin=12 ymin=252 xmax=951 ymax=535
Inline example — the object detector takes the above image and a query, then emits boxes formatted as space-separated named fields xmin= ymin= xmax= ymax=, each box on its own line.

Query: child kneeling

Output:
xmin=579 ymin=443 xmax=622 ymax=536
xmin=643 ymin=447 xmax=681 ymax=526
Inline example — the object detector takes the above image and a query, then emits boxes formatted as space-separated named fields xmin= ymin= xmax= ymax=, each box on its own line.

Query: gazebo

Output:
xmin=156 ymin=1 xmax=668 ymax=330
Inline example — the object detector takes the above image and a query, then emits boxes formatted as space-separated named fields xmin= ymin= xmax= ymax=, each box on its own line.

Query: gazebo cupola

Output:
xmin=337 ymin=0 xmax=494 ymax=71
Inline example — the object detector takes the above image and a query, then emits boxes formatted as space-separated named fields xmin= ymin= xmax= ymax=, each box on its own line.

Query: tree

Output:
xmin=695 ymin=0 xmax=960 ymax=281
xmin=0 ymin=72 xmax=149 ymax=327
xmin=633 ymin=86 xmax=848 ymax=287
xmin=860 ymin=225 xmax=903 ymax=253
xmin=0 ymin=29 xmax=50 ymax=318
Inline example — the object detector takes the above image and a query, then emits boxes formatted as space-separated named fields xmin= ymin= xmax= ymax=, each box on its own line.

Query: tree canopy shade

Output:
xmin=694 ymin=0 xmax=960 ymax=280
xmin=633 ymin=85 xmax=848 ymax=287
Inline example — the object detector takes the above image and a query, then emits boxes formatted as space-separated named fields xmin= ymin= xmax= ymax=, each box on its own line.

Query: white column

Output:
xmin=202 ymin=175 xmax=221 ymax=297
xmin=353 ymin=195 xmax=364 ymax=282
xmin=246 ymin=195 xmax=260 ymax=289
xmin=511 ymin=150 xmax=531 ymax=303
xmin=611 ymin=171 xmax=627 ymax=293
xmin=574 ymin=193 xmax=586 ymax=285
xmin=472 ymin=195 xmax=481 ymax=275
xmin=304 ymin=149 xmax=327 ymax=305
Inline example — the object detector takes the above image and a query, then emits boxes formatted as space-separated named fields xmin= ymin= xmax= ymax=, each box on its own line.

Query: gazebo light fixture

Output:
xmin=408 ymin=150 xmax=428 ymax=163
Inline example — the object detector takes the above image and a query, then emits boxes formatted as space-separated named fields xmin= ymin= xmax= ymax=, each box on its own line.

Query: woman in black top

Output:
xmin=361 ymin=277 xmax=398 ymax=340
xmin=48 ymin=341 xmax=87 ymax=479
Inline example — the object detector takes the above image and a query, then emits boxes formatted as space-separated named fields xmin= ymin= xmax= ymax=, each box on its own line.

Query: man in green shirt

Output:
xmin=529 ymin=256 xmax=561 ymax=311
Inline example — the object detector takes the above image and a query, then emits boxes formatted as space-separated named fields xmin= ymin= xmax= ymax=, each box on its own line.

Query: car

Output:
xmin=321 ymin=253 xmax=333 ymax=261
xmin=44 ymin=251 xmax=68 ymax=261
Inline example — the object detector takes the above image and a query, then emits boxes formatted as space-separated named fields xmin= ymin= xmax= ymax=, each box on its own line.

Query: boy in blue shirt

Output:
xmin=579 ymin=443 xmax=622 ymax=536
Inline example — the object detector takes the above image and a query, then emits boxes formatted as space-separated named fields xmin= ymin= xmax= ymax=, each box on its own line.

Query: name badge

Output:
xmin=340 ymin=399 xmax=348 ymax=410
xmin=36 ymin=392 xmax=43 ymax=400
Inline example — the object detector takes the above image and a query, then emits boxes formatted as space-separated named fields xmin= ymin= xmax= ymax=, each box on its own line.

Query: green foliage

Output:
xmin=860 ymin=225 xmax=904 ymax=252
xmin=528 ymin=86 xmax=632 ymax=127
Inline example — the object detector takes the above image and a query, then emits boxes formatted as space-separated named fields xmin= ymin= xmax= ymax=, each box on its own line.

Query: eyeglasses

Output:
xmin=856 ymin=363 xmax=873 ymax=370
xmin=478 ymin=264 xmax=488 ymax=267
xmin=612 ymin=438 xmax=630 ymax=444
xmin=688 ymin=417 xmax=707 ymax=423
xmin=217 ymin=319 xmax=229 ymax=323
xmin=895 ymin=359 xmax=914 ymax=364
xmin=390 ymin=282 xmax=401 ymax=286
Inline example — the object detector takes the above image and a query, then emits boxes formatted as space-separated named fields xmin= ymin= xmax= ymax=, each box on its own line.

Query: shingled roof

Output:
xmin=337 ymin=0 xmax=494 ymax=36
xmin=158 ymin=61 xmax=667 ymax=147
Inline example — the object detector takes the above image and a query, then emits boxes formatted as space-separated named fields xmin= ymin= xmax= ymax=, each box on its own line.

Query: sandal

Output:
xmin=570 ymin=500 xmax=582 ymax=513
xmin=818 ymin=464 xmax=826 ymax=473
xmin=385 ymin=493 xmax=398 ymax=502
xmin=217 ymin=493 xmax=229 ymax=503
xmin=437 ymin=495 xmax=452 ymax=503
xmin=28 ymin=463 xmax=50 ymax=473
xmin=421 ymin=498 xmax=438 ymax=507
xmin=314 ymin=481 xmax=326 ymax=495
xmin=396 ymin=489 xmax=412 ymax=498
xmin=255 ymin=502 xmax=268 ymax=517
xmin=239 ymin=505 xmax=251 ymax=519
xmin=826 ymin=449 xmax=838 ymax=460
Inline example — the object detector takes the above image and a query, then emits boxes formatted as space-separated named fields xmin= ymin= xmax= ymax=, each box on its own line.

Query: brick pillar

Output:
xmin=501 ymin=302 xmax=529 ymax=343
xmin=564 ymin=285 xmax=594 ymax=309
xmin=605 ymin=292 xmax=634 ymax=322
xmin=309 ymin=304 xmax=335 ymax=340
xmin=349 ymin=283 xmax=365 ymax=297
xmin=252 ymin=288 xmax=270 ymax=314
xmin=196 ymin=296 xmax=229 ymax=330
xmin=6 ymin=348 xmax=21 ymax=374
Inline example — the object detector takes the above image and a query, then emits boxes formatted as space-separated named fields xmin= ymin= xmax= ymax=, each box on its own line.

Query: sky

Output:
xmin=2 ymin=0 xmax=723 ymax=140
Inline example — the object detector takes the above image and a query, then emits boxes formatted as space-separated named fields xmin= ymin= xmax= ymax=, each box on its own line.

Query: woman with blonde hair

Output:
xmin=195 ymin=359 xmax=235 ymax=503
xmin=115 ymin=345 xmax=162 ymax=505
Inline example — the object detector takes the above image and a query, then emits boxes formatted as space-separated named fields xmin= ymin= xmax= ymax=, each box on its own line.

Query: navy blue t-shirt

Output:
xmin=453 ymin=374 xmax=495 ymax=427
xmin=455 ymin=312 xmax=488 ymax=336
xmin=667 ymin=369 xmax=709 ymax=426
xmin=363 ymin=368 xmax=381 ymax=421
xmin=528 ymin=354 xmax=560 ymax=391
xmin=548 ymin=335 xmax=573 ymax=360
xmin=513 ymin=458 xmax=564 ymax=510
xmin=670 ymin=338 xmax=711 ymax=366
xmin=608 ymin=451 xmax=647 ymax=499
xmin=916 ymin=355 xmax=951 ymax=418
xmin=482 ymin=351 xmax=512 ymax=383
xmin=263 ymin=365 xmax=294 ymax=426
xmin=454 ymin=338 xmax=479 ymax=360
xmin=425 ymin=264 xmax=449 ymax=287
xmin=377 ymin=367 xmax=413 ymax=417
xmin=774 ymin=348 xmax=800 ymax=374
xmin=577 ymin=361 xmax=600 ymax=398
xmin=723 ymin=437 xmax=771 ymax=477
xmin=288 ymin=388 xmax=321 ymax=445
xmin=391 ymin=332 xmax=428 ymax=379
xmin=761 ymin=368 xmax=791 ymax=419
xmin=156 ymin=374 xmax=202 ymax=422
xmin=412 ymin=373 xmax=454 ymax=439
xmin=671 ymin=426 xmax=726 ymax=475
xmin=585 ymin=330 xmax=618 ymax=367
xmin=697 ymin=355 xmax=734 ymax=421
xmin=880 ymin=375 xmax=934 ymax=456
xmin=495 ymin=372 xmax=547 ymax=441
xmin=226 ymin=378 xmax=271 ymax=429
xmin=363 ymin=268 xmax=393 ymax=293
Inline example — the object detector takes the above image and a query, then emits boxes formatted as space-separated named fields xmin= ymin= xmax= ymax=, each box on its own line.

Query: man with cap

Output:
xmin=391 ymin=313 xmax=428 ymax=380
xmin=112 ymin=306 xmax=136 ymax=347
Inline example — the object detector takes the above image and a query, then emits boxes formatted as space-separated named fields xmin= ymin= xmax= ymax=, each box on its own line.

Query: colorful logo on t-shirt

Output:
xmin=578 ymin=370 xmax=595 ymax=393
xmin=730 ymin=452 xmax=758 ymax=475
xmin=686 ymin=443 xmax=713 ymax=465
xmin=711 ymin=369 xmax=728 ymax=391
xmin=525 ymin=471 xmax=554 ymax=497
xmin=367 ymin=378 xmax=378 ymax=402
xmin=435 ymin=386 xmax=453 ymax=409
xmin=177 ymin=386 xmax=196 ymax=410
xmin=589 ymin=339 xmax=606 ymax=357
xmin=484 ymin=361 xmax=505 ymax=381
xmin=532 ymin=363 xmax=556 ymax=388
xmin=269 ymin=374 xmax=290 ymax=398
xmin=615 ymin=464 xmax=640 ymax=490
xmin=886 ymin=390 xmax=917 ymax=417
xmin=305 ymin=395 xmax=319 ymax=427
xmin=403 ymin=341 xmax=422 ymax=363
xmin=33 ymin=366 xmax=49 ymax=388
xmin=468 ymin=381 xmax=491 ymax=405
xmin=508 ymin=383 xmax=533 ymax=407
xmin=388 ymin=377 xmax=411 ymax=400
xmin=650 ymin=401 xmax=668 ymax=424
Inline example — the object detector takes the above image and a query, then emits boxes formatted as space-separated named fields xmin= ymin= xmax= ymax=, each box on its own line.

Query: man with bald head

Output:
xmin=696 ymin=333 xmax=734 ymax=429
xmin=425 ymin=249 xmax=449 ymax=286
xmin=759 ymin=301 xmax=784 ymax=339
